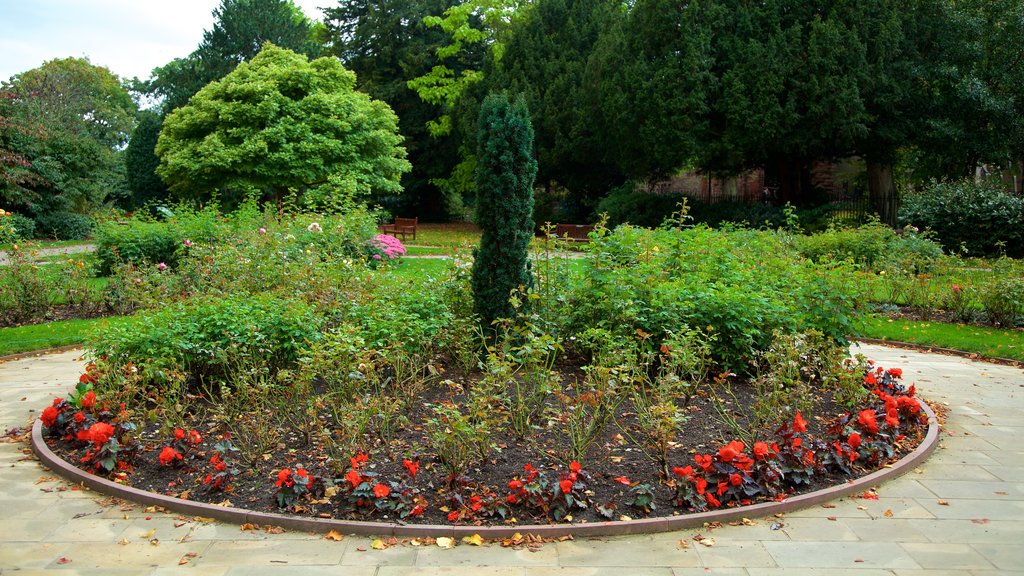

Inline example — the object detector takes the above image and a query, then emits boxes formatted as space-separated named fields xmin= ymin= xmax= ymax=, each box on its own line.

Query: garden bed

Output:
xmin=34 ymin=354 xmax=933 ymax=535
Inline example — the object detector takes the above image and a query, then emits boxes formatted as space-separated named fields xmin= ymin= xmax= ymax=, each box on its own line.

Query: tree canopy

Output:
xmin=0 ymin=57 xmax=136 ymax=218
xmin=155 ymin=44 xmax=411 ymax=208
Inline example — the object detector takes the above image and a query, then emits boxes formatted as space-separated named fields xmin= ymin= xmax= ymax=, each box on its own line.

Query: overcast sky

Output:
xmin=0 ymin=0 xmax=329 ymax=83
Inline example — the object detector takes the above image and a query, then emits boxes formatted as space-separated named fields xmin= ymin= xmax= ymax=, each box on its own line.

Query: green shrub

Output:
xmin=795 ymin=222 xmax=942 ymax=273
xmin=899 ymin=180 xmax=1024 ymax=258
xmin=34 ymin=211 xmax=94 ymax=240
xmin=979 ymin=258 xmax=1024 ymax=327
xmin=1 ymin=212 xmax=36 ymax=242
xmin=90 ymin=293 xmax=322 ymax=388
xmin=595 ymin=184 xmax=682 ymax=228
xmin=564 ymin=225 xmax=866 ymax=369
xmin=95 ymin=220 xmax=183 ymax=275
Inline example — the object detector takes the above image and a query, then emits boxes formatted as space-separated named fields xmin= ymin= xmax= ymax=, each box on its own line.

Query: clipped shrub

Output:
xmin=95 ymin=220 xmax=182 ymax=275
xmin=472 ymin=93 xmax=537 ymax=328
xmin=795 ymin=222 xmax=942 ymax=273
xmin=899 ymin=180 xmax=1024 ymax=258
xmin=90 ymin=293 xmax=322 ymax=388
xmin=34 ymin=211 xmax=94 ymax=240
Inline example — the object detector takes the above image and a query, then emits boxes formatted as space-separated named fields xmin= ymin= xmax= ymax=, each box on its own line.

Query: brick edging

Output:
xmin=30 ymin=401 xmax=939 ymax=539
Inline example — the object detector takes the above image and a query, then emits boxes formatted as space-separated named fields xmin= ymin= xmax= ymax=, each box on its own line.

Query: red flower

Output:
xmin=793 ymin=412 xmax=807 ymax=433
xmin=188 ymin=430 xmax=202 ymax=446
xmin=41 ymin=406 xmax=59 ymax=428
xmin=159 ymin=446 xmax=181 ymax=466
xmin=345 ymin=469 xmax=362 ymax=488
xmin=672 ymin=466 xmax=694 ymax=478
xmin=718 ymin=445 xmax=738 ymax=463
xmin=614 ymin=475 xmax=633 ymax=485
xmin=276 ymin=468 xmax=293 ymax=487
xmin=372 ymin=483 xmax=390 ymax=498
xmin=410 ymin=505 xmax=425 ymax=516
xmin=73 ymin=412 xmax=86 ymax=424
xmin=695 ymin=477 xmax=708 ymax=495
xmin=508 ymin=479 xmax=523 ymax=491
xmin=907 ymin=384 xmax=916 ymax=397
xmin=847 ymin=433 xmax=861 ymax=449
xmin=470 ymin=495 xmax=482 ymax=511
xmin=705 ymin=493 xmax=721 ymax=508
xmin=447 ymin=511 xmax=459 ymax=522
xmin=79 ymin=372 xmax=94 ymax=385
xmin=559 ymin=479 xmax=574 ymax=494
xmin=402 ymin=458 xmax=419 ymax=479
xmin=87 ymin=422 xmax=114 ymax=446
xmin=80 ymin=390 xmax=96 ymax=409
xmin=897 ymin=396 xmax=920 ymax=414
xmin=569 ymin=461 xmax=582 ymax=473
xmin=858 ymin=409 xmax=879 ymax=434
xmin=695 ymin=454 xmax=713 ymax=471
xmin=753 ymin=442 xmax=771 ymax=460
xmin=174 ymin=428 xmax=185 ymax=441
xmin=887 ymin=367 xmax=903 ymax=379
xmin=507 ymin=494 xmax=518 ymax=504
xmin=730 ymin=473 xmax=743 ymax=486
xmin=864 ymin=373 xmax=878 ymax=386
xmin=350 ymin=453 xmax=368 ymax=469
xmin=885 ymin=414 xmax=900 ymax=428
xmin=296 ymin=468 xmax=309 ymax=479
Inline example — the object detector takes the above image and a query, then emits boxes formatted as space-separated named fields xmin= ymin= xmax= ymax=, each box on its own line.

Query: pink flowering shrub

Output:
xmin=370 ymin=234 xmax=407 ymax=260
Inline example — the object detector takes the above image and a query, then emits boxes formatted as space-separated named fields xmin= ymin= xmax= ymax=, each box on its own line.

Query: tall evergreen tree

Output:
xmin=472 ymin=93 xmax=537 ymax=329
xmin=123 ymin=110 xmax=169 ymax=209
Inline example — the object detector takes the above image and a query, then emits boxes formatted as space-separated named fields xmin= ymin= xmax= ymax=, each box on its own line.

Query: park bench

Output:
xmin=550 ymin=223 xmax=594 ymax=243
xmin=380 ymin=217 xmax=418 ymax=241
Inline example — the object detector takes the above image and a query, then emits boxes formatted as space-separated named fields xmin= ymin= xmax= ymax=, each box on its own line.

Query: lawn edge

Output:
xmin=856 ymin=337 xmax=1023 ymax=368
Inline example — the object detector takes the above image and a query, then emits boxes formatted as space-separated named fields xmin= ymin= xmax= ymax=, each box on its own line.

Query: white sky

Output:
xmin=0 ymin=0 xmax=329 ymax=83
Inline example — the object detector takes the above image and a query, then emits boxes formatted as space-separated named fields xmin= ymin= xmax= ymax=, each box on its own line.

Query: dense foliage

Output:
xmin=899 ymin=180 xmax=1024 ymax=258
xmin=155 ymin=44 xmax=410 ymax=209
xmin=471 ymin=93 xmax=537 ymax=328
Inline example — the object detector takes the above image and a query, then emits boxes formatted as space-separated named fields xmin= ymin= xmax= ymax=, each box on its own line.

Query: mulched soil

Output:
xmin=44 ymin=353 xmax=926 ymax=527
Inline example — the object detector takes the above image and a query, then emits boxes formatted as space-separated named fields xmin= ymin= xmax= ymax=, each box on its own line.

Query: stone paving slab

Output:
xmin=2 ymin=344 xmax=1024 ymax=575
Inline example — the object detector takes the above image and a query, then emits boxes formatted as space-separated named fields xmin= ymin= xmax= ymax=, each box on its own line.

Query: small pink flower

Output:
xmin=157 ymin=262 xmax=167 ymax=271
xmin=258 ymin=227 xmax=267 ymax=234
xmin=134 ymin=278 xmax=143 ymax=284
xmin=951 ymin=284 xmax=962 ymax=294
xmin=307 ymin=222 xmax=322 ymax=233
xmin=184 ymin=239 xmax=192 ymax=247
xmin=373 ymin=254 xmax=382 ymax=260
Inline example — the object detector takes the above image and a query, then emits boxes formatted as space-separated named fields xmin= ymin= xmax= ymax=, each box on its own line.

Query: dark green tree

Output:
xmin=123 ymin=110 xmax=169 ymax=209
xmin=483 ymin=0 xmax=625 ymax=218
xmin=324 ymin=0 xmax=467 ymax=219
xmin=472 ymin=93 xmax=537 ymax=329
xmin=147 ymin=0 xmax=322 ymax=114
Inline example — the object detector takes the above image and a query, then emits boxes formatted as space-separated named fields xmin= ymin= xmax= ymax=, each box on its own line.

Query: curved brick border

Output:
xmin=856 ymin=338 xmax=1022 ymax=368
xmin=32 ymin=400 xmax=938 ymax=539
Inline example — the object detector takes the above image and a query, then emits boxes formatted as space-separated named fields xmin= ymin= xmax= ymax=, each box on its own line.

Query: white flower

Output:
xmin=307 ymin=222 xmax=322 ymax=233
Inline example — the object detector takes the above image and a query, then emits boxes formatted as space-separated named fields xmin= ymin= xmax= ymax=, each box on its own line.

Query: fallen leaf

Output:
xmin=994 ymin=491 xmax=1008 ymax=496
xmin=436 ymin=537 xmax=455 ymax=549
xmin=937 ymin=500 xmax=950 ymax=506
xmin=371 ymin=538 xmax=388 ymax=550
xmin=139 ymin=528 xmax=156 ymax=539
xmin=827 ymin=516 xmax=837 ymax=521
xmin=462 ymin=534 xmax=485 ymax=546
xmin=741 ymin=518 xmax=756 ymax=526
xmin=324 ymin=530 xmax=344 ymax=542
xmin=678 ymin=539 xmax=688 ymax=550
xmin=861 ymin=491 xmax=879 ymax=500
xmin=619 ymin=515 xmax=632 ymax=522
xmin=971 ymin=518 xmax=990 ymax=525
xmin=883 ymin=509 xmax=894 ymax=518
xmin=820 ymin=503 xmax=836 ymax=509
xmin=240 ymin=523 xmax=258 ymax=532
xmin=174 ymin=521 xmax=187 ymax=528
xmin=56 ymin=557 xmax=71 ymax=565
xmin=118 ymin=538 xmax=130 ymax=545
xmin=178 ymin=552 xmax=197 ymax=565
xmin=699 ymin=537 xmax=716 ymax=547
xmin=149 ymin=538 xmax=160 ymax=546
xmin=265 ymin=526 xmax=285 ymax=534
xmin=195 ymin=516 xmax=215 ymax=524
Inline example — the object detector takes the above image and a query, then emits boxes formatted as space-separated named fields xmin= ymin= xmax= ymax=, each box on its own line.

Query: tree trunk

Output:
xmin=867 ymin=160 xmax=898 ymax=226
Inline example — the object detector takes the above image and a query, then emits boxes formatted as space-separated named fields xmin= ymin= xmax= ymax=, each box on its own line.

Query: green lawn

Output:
xmin=858 ymin=314 xmax=1024 ymax=362
xmin=0 ymin=317 xmax=128 ymax=357
xmin=0 ymin=238 xmax=94 ymax=252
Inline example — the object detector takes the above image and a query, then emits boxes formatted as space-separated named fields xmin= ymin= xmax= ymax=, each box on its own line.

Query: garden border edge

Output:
xmin=31 ymin=402 xmax=939 ymax=539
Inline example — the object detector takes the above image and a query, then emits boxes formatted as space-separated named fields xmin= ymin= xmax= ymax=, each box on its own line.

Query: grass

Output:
xmin=0 ymin=238 xmax=94 ymax=252
xmin=0 ymin=317 xmax=128 ymax=357
xmin=859 ymin=314 xmax=1024 ymax=362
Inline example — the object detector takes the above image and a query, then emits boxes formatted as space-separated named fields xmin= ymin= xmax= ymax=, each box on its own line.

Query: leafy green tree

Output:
xmin=324 ymin=0 xmax=467 ymax=219
xmin=0 ymin=57 xmax=136 ymax=219
xmin=155 ymin=44 xmax=411 ymax=209
xmin=124 ymin=110 xmax=169 ymax=209
xmin=484 ymin=0 xmax=625 ymax=217
xmin=472 ymin=93 xmax=537 ymax=328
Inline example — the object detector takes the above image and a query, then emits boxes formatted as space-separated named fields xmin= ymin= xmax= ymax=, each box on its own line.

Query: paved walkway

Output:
xmin=0 ymin=244 xmax=95 ymax=266
xmin=1 ymin=343 xmax=1022 ymax=575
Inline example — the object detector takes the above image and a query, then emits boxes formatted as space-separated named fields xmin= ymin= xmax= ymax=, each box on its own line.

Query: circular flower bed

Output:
xmin=34 ymin=357 xmax=934 ymax=535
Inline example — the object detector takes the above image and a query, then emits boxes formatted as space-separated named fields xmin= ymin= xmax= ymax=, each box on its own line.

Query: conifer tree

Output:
xmin=471 ymin=93 xmax=537 ymax=329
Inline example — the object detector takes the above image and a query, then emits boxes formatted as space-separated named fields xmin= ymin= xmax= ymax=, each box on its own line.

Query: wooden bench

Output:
xmin=380 ymin=217 xmax=418 ymax=241
xmin=550 ymin=223 xmax=594 ymax=243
